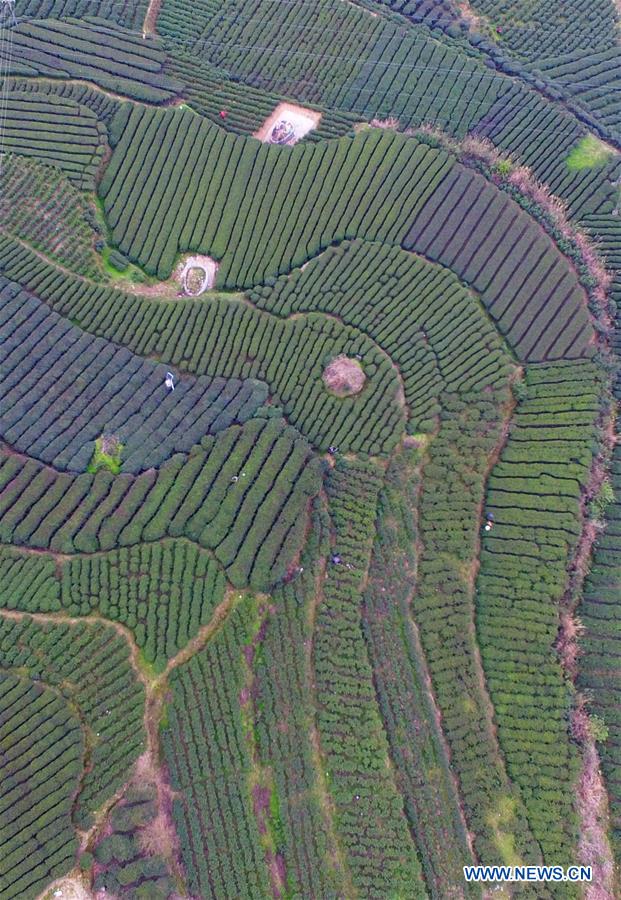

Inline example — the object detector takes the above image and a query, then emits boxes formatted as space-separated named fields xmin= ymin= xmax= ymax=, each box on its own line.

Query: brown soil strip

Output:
xmin=143 ymin=0 xmax=164 ymax=36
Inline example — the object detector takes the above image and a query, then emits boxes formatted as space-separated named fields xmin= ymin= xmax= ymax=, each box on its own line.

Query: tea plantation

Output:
xmin=1 ymin=1 xmax=621 ymax=898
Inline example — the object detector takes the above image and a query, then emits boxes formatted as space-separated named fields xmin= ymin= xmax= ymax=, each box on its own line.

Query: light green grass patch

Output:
xmin=88 ymin=435 xmax=123 ymax=475
xmin=566 ymin=134 xmax=614 ymax=170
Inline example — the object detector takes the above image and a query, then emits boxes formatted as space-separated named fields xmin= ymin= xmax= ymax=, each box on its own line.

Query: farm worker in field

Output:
xmin=220 ymin=109 xmax=228 ymax=119
xmin=165 ymin=372 xmax=175 ymax=391
xmin=484 ymin=512 xmax=495 ymax=532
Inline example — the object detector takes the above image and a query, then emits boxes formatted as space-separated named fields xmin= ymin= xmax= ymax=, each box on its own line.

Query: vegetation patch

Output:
xmin=88 ymin=434 xmax=123 ymax=474
xmin=566 ymin=134 xmax=614 ymax=170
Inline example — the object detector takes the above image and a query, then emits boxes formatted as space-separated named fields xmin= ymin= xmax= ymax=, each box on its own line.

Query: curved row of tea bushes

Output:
xmin=167 ymin=52 xmax=358 ymax=140
xmin=99 ymin=108 xmax=454 ymax=280
xmin=0 ymin=547 xmax=59 ymax=612
xmin=412 ymin=384 xmax=543 ymax=865
xmin=159 ymin=0 xmax=508 ymax=135
xmin=0 ymin=541 xmax=226 ymax=673
xmin=536 ymin=47 xmax=621 ymax=137
xmin=0 ymin=673 xmax=83 ymax=900
xmin=476 ymin=360 xmax=603 ymax=865
xmin=14 ymin=0 xmax=148 ymax=28
xmin=99 ymin=109 xmax=593 ymax=365
xmin=0 ymin=279 xmax=267 ymax=473
xmin=315 ymin=458 xmax=426 ymax=898
xmin=59 ymin=540 xmax=226 ymax=671
xmin=0 ymin=419 xmax=321 ymax=591
xmin=0 ymin=155 xmax=100 ymax=277
xmin=4 ymin=75 xmax=123 ymax=127
xmin=0 ymin=92 xmax=105 ymax=189
xmin=252 ymin=239 xmax=513 ymax=430
xmin=373 ymin=0 xmax=459 ymax=28
xmin=403 ymin=165 xmax=594 ymax=361
xmin=470 ymin=0 xmax=615 ymax=63
xmin=161 ymin=596 xmax=273 ymax=898
xmin=578 ymin=201 xmax=621 ymax=864
xmin=0 ymin=239 xmax=405 ymax=456
xmin=7 ymin=18 xmax=182 ymax=103
xmin=0 ymin=616 xmax=145 ymax=828
xmin=362 ymin=449 xmax=479 ymax=896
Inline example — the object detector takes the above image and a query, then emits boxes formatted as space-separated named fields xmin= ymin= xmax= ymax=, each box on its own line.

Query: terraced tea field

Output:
xmin=0 ymin=1 xmax=621 ymax=898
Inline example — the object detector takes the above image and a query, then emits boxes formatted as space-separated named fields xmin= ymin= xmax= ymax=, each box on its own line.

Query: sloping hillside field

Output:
xmin=1 ymin=1 xmax=621 ymax=898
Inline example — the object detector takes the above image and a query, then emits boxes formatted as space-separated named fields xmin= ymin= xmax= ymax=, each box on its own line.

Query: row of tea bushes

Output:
xmin=0 ymin=547 xmax=59 ymax=612
xmin=577 ymin=445 xmax=621 ymax=859
xmin=7 ymin=18 xmax=182 ymax=103
xmin=0 ymin=673 xmax=83 ymax=900
xmin=253 ymin=239 xmax=513 ymax=430
xmin=0 ymin=540 xmax=226 ymax=673
xmin=0 ymin=616 xmax=145 ymax=828
xmin=253 ymin=517 xmax=345 ymax=898
xmin=0 ymin=92 xmax=105 ymax=189
xmin=403 ymin=165 xmax=594 ymax=361
xmin=59 ymin=540 xmax=226 ymax=671
xmin=314 ymin=458 xmax=426 ymax=898
xmin=161 ymin=596 xmax=273 ymax=898
xmin=477 ymin=360 xmax=604 ymax=865
xmin=0 ymin=279 xmax=266 ymax=473
xmin=0 ymin=155 xmax=100 ymax=277
xmin=167 ymin=52 xmax=358 ymax=140
xmin=469 ymin=0 xmax=616 ymax=62
xmin=0 ymin=419 xmax=321 ymax=591
xmin=0 ymin=240 xmax=405 ymax=456
xmin=412 ymin=386 xmax=544 ymax=865
xmin=14 ymin=0 xmax=148 ymax=28
xmin=159 ymin=0 xmax=507 ymax=134
xmin=100 ymin=107 xmax=454 ymax=280
xmin=4 ymin=75 xmax=123 ymax=127
xmin=362 ymin=449 xmax=479 ymax=896
xmin=536 ymin=47 xmax=621 ymax=138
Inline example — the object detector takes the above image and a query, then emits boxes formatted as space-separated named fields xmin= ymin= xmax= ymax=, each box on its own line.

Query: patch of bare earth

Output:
xmin=322 ymin=355 xmax=366 ymax=397
xmin=253 ymin=103 xmax=321 ymax=143
xmin=176 ymin=254 xmax=219 ymax=296
xmin=143 ymin=0 xmax=163 ymax=36
xmin=38 ymin=873 xmax=92 ymax=900
xmin=573 ymin=709 xmax=617 ymax=899
xmin=456 ymin=0 xmax=488 ymax=32
xmin=115 ymin=254 xmax=218 ymax=298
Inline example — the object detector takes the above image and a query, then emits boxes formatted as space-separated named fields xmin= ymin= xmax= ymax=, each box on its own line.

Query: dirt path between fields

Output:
xmin=143 ymin=0 xmax=164 ymax=36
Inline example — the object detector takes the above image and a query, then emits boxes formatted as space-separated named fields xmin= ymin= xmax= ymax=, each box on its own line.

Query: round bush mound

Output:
xmin=323 ymin=355 xmax=366 ymax=397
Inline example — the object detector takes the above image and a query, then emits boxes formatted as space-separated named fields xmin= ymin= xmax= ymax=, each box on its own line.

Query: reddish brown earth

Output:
xmin=322 ymin=355 xmax=366 ymax=397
